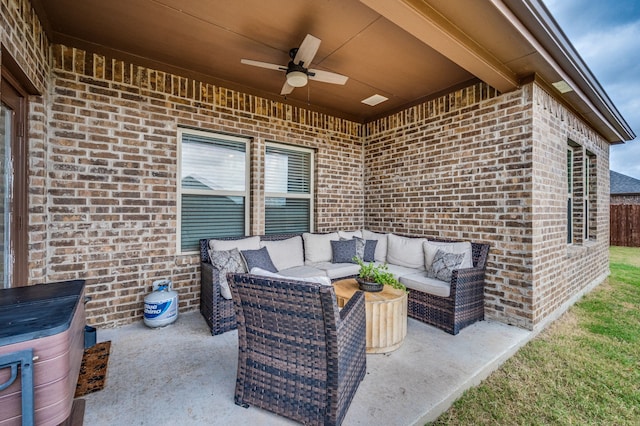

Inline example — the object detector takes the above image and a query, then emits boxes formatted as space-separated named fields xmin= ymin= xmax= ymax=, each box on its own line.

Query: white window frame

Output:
xmin=583 ymin=153 xmax=589 ymax=242
xmin=264 ymin=142 xmax=314 ymax=233
xmin=567 ymin=147 xmax=574 ymax=245
xmin=177 ymin=128 xmax=250 ymax=254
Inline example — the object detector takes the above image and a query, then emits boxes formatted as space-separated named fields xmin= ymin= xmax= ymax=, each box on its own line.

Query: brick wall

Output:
xmin=43 ymin=46 xmax=364 ymax=327
xmin=531 ymin=84 xmax=609 ymax=327
xmin=364 ymin=83 xmax=536 ymax=328
xmin=0 ymin=0 xmax=49 ymax=92
xmin=364 ymin=81 xmax=610 ymax=329
xmin=1 ymin=0 xmax=50 ymax=284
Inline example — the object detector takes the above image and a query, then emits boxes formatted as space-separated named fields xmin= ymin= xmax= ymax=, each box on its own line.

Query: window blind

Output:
xmin=265 ymin=198 xmax=310 ymax=234
xmin=265 ymin=146 xmax=310 ymax=194
xmin=181 ymin=195 xmax=245 ymax=251
xmin=265 ymin=144 xmax=313 ymax=235
xmin=179 ymin=130 xmax=248 ymax=252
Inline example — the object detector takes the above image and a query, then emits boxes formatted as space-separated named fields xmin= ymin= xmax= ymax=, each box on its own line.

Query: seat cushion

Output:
xmin=260 ymin=236 xmax=304 ymax=270
xmin=386 ymin=234 xmax=427 ymax=269
xmin=400 ymin=272 xmax=451 ymax=298
xmin=303 ymin=232 xmax=339 ymax=264
xmin=278 ymin=265 xmax=329 ymax=279
xmin=311 ymin=262 xmax=360 ymax=279
xmin=250 ymin=267 xmax=332 ymax=286
xmin=384 ymin=263 xmax=422 ymax=279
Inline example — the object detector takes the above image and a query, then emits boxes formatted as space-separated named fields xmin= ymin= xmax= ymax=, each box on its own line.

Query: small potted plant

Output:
xmin=353 ymin=257 xmax=407 ymax=293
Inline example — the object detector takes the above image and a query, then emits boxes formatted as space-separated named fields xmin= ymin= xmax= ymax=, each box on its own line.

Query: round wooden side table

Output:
xmin=333 ymin=278 xmax=407 ymax=354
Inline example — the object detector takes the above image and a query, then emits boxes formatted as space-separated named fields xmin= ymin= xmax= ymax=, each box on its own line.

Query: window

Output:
xmin=585 ymin=151 xmax=597 ymax=241
xmin=1 ymin=59 xmax=31 ymax=288
xmin=567 ymin=147 xmax=574 ymax=244
xmin=583 ymin=153 xmax=589 ymax=241
xmin=567 ymin=141 xmax=596 ymax=246
xmin=178 ymin=129 xmax=249 ymax=253
xmin=264 ymin=143 xmax=314 ymax=234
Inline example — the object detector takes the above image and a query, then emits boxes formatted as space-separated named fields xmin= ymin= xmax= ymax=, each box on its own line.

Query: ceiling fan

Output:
xmin=241 ymin=34 xmax=349 ymax=95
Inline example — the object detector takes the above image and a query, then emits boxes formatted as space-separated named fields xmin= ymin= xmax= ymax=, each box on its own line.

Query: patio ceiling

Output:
xmin=31 ymin=0 xmax=634 ymax=142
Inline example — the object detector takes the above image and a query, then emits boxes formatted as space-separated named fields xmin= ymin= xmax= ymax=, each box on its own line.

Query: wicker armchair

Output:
xmin=199 ymin=234 xmax=298 ymax=336
xmin=228 ymin=273 xmax=367 ymax=426
xmin=407 ymin=240 xmax=490 ymax=335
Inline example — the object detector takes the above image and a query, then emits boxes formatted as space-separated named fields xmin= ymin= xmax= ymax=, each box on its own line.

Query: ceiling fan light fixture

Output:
xmin=286 ymin=71 xmax=308 ymax=87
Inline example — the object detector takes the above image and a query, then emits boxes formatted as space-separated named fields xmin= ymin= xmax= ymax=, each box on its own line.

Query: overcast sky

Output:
xmin=543 ymin=0 xmax=640 ymax=179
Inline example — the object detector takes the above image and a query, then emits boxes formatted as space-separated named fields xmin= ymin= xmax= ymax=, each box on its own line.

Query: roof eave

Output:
xmin=498 ymin=0 xmax=635 ymax=143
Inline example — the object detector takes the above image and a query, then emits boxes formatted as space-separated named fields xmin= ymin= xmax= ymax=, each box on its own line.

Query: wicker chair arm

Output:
xmin=338 ymin=290 xmax=365 ymax=323
xmin=449 ymin=266 xmax=486 ymax=298
xmin=336 ymin=290 xmax=366 ymax=370
xmin=333 ymin=288 xmax=366 ymax=420
xmin=201 ymin=261 xmax=224 ymax=298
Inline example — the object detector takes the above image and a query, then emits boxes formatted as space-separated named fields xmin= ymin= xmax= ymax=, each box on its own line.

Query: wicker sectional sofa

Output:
xmin=199 ymin=231 xmax=489 ymax=336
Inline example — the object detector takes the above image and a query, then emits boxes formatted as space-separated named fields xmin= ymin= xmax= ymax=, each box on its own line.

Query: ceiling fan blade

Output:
xmin=293 ymin=34 xmax=321 ymax=67
xmin=240 ymin=59 xmax=287 ymax=72
xmin=308 ymin=69 xmax=349 ymax=85
xmin=280 ymin=81 xmax=295 ymax=95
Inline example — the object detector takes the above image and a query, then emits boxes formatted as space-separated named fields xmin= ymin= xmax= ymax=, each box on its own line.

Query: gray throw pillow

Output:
xmin=427 ymin=249 xmax=465 ymax=282
xmin=356 ymin=237 xmax=378 ymax=262
xmin=241 ymin=246 xmax=278 ymax=273
xmin=342 ymin=237 xmax=377 ymax=262
xmin=331 ymin=239 xmax=357 ymax=263
xmin=209 ymin=248 xmax=246 ymax=300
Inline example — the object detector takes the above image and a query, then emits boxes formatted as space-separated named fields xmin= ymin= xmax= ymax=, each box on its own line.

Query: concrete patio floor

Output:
xmin=82 ymin=311 xmax=532 ymax=425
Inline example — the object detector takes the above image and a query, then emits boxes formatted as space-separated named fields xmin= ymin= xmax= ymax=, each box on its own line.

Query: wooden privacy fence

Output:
xmin=610 ymin=204 xmax=640 ymax=247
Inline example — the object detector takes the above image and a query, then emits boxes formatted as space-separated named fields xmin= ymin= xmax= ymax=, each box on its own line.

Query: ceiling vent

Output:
xmin=361 ymin=94 xmax=388 ymax=106
xmin=552 ymin=80 xmax=573 ymax=94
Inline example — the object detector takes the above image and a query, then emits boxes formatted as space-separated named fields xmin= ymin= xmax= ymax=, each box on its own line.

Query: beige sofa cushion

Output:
xmin=400 ymin=272 xmax=451 ymax=298
xmin=311 ymin=262 xmax=360 ymax=279
xmin=250 ymin=267 xmax=331 ymax=286
xmin=386 ymin=234 xmax=427 ymax=269
xmin=209 ymin=236 xmax=260 ymax=252
xmin=384 ymin=263 xmax=422 ymax=279
xmin=260 ymin=236 xmax=304 ymax=271
xmin=278 ymin=265 xmax=329 ymax=279
xmin=303 ymin=232 xmax=339 ymax=264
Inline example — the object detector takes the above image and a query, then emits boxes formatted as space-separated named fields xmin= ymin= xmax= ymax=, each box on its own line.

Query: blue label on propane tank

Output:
xmin=144 ymin=300 xmax=175 ymax=319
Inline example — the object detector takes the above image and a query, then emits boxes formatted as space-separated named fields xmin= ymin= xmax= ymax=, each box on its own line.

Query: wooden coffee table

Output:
xmin=333 ymin=279 xmax=407 ymax=354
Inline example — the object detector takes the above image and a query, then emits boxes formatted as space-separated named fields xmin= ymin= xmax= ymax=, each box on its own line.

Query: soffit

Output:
xmin=30 ymin=0 xmax=633 ymax=141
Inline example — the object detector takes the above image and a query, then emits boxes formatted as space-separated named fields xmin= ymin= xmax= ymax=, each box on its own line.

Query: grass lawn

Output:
xmin=430 ymin=246 xmax=640 ymax=425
